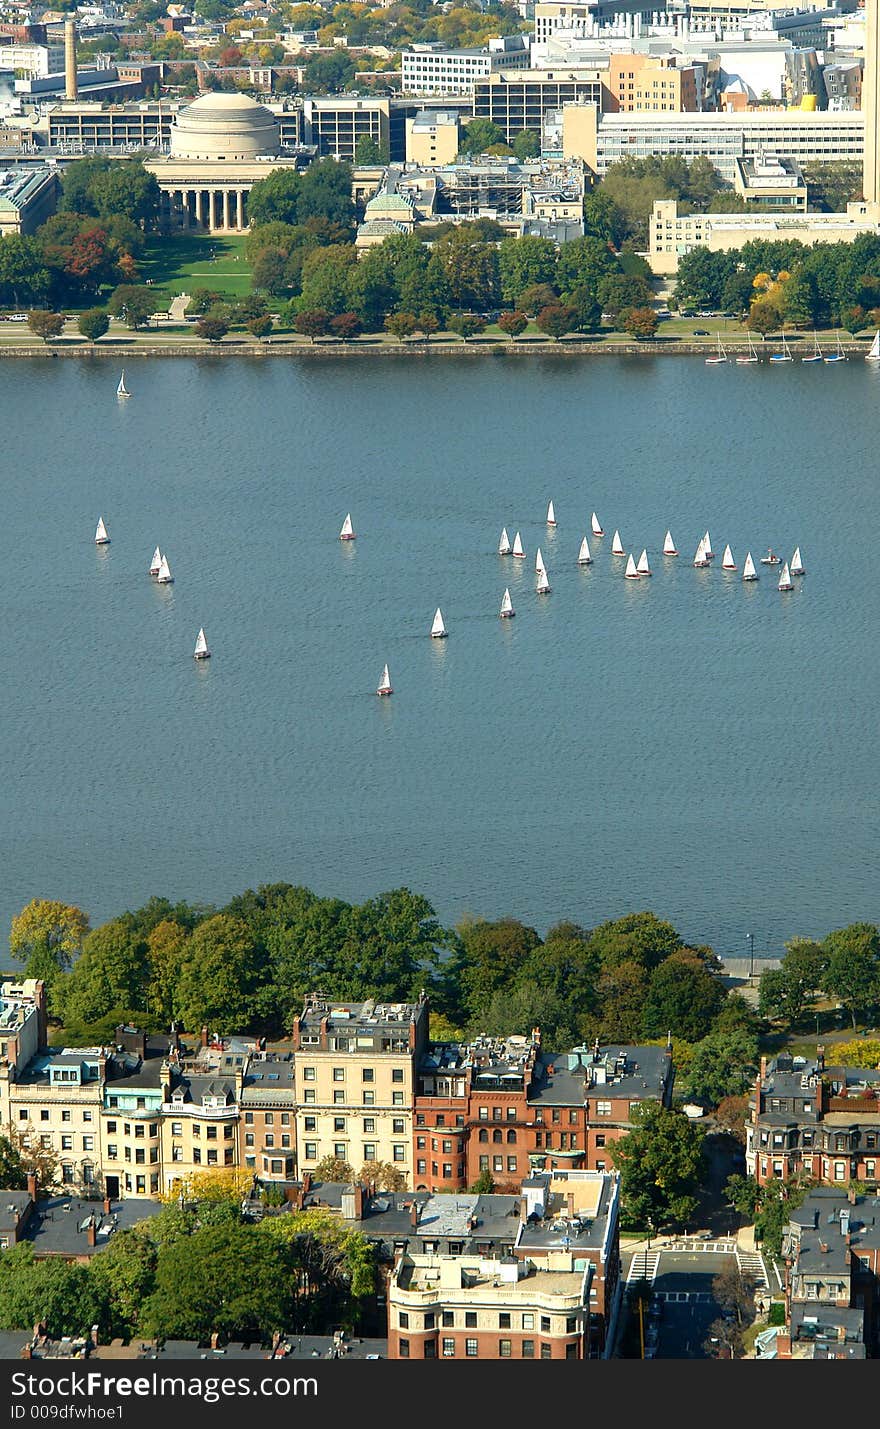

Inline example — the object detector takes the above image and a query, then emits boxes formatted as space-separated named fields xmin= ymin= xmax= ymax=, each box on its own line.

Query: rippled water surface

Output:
xmin=2 ymin=352 xmax=877 ymax=954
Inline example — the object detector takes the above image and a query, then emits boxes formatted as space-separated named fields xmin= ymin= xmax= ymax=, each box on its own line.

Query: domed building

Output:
xmin=144 ymin=90 xmax=299 ymax=233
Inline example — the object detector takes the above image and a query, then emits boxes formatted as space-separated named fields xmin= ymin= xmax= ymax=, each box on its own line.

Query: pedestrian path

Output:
xmin=662 ymin=1238 xmax=736 ymax=1254
xmin=735 ymin=1248 xmax=770 ymax=1289
xmin=627 ymin=1251 xmax=660 ymax=1284
xmin=653 ymin=1290 xmax=713 ymax=1303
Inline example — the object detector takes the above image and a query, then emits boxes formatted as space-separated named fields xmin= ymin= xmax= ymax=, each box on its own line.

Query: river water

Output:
xmin=3 ymin=352 xmax=877 ymax=957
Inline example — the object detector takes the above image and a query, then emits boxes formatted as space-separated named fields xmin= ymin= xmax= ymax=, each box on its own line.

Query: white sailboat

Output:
xmin=499 ymin=587 xmax=515 ymax=618
xmin=535 ymin=546 xmax=545 ymax=575
xmin=611 ymin=529 xmax=625 ymax=556
xmin=624 ymin=553 xmax=640 ymax=579
xmin=546 ymin=500 xmax=556 ymax=526
xmin=149 ymin=545 xmax=162 ymax=576
xmin=742 ymin=551 xmax=758 ymax=582
xmin=705 ymin=334 xmax=727 ymax=364
xmin=94 ymin=517 xmax=110 ymax=545
xmin=591 ymin=512 xmax=604 ymax=537
xmin=430 ymin=607 xmax=448 ymax=638
xmin=663 ymin=530 xmax=678 ymax=556
xmin=339 ymin=513 xmax=355 ymax=541
xmin=703 ymin=530 xmax=715 ymax=560
xmin=156 ymin=554 xmax=173 ymax=584
xmin=790 ymin=546 xmax=805 ymax=576
xmin=512 ymin=531 xmax=525 ymax=559
xmin=736 ymin=333 xmax=760 ymax=364
xmin=769 ymin=333 xmax=793 ymax=362
xmin=721 ymin=543 xmax=737 ymax=570
xmin=693 ymin=537 xmax=709 ymax=568
xmin=498 ymin=526 xmax=512 ymax=555
xmin=577 ymin=535 xmax=592 ymax=565
xmin=536 ymin=566 xmax=551 ymax=594
xmin=377 ymin=663 xmax=393 ymax=695
xmin=193 ymin=627 xmax=210 ymax=660
xmin=866 ymin=331 xmax=880 ymax=362
xmin=636 ymin=548 xmax=652 ymax=577
xmin=760 ymin=548 xmax=781 ymax=565
xmin=778 ymin=562 xmax=793 ymax=591
xmin=825 ymin=332 xmax=847 ymax=363
xmin=116 ymin=370 xmax=130 ymax=398
xmin=801 ymin=331 xmax=823 ymax=363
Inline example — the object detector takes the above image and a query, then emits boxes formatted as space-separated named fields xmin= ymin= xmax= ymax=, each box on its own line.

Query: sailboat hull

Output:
xmin=499 ymin=610 xmax=515 ymax=618
xmin=194 ymin=651 xmax=211 ymax=660
xmin=431 ymin=630 xmax=448 ymax=638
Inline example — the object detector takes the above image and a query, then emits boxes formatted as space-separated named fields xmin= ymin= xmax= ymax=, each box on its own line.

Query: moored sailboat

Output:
xmin=377 ymin=663 xmax=393 ymax=695
xmin=431 ymin=607 xmax=448 ymax=638
xmin=825 ymin=332 xmax=847 ymax=362
xmin=721 ymin=543 xmax=737 ymax=570
xmin=512 ymin=531 xmax=525 ymax=558
xmin=636 ymin=548 xmax=651 ymax=577
xmin=578 ymin=535 xmax=592 ymax=565
xmin=742 ymin=551 xmax=758 ymax=582
xmin=193 ymin=627 xmax=210 ymax=660
xmin=339 ymin=512 xmax=356 ymax=541
xmin=778 ymin=562 xmax=793 ymax=591
xmin=790 ymin=546 xmax=805 ymax=576
xmin=498 ymin=526 xmax=512 ymax=555
xmin=802 ymin=331 xmax=823 ymax=363
xmin=769 ymin=333 xmax=794 ymax=362
xmin=705 ymin=335 xmax=727 ymax=364
xmin=611 ymin=529 xmax=625 ymax=556
xmin=663 ymin=530 xmax=678 ymax=556
xmin=499 ymin=587 xmax=515 ymax=618
xmin=624 ymin=553 xmax=640 ymax=579
xmin=591 ymin=512 xmax=604 ymax=537
xmin=94 ymin=517 xmax=110 ymax=545
xmin=736 ymin=333 xmax=760 ymax=364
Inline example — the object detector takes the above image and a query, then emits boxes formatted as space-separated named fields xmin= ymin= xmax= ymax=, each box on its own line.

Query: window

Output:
xmin=62 ymin=1164 xmax=74 ymax=1184
xmin=465 ymin=1312 xmax=477 ymax=1328
xmin=135 ymin=1148 xmax=145 ymax=1164
xmin=835 ymin=1162 xmax=847 ymax=1180
xmin=304 ymin=1143 xmax=317 ymax=1160
xmin=596 ymin=1101 xmax=611 ymax=1116
xmin=393 ymin=1092 xmax=404 ymax=1106
xmin=493 ymin=1107 xmax=502 ymax=1122
xmin=363 ymin=1092 xmax=374 ymax=1106
xmin=417 ymin=1159 xmax=426 ymax=1174
xmin=565 ymin=1343 xmax=578 ymax=1360
xmin=443 ymin=1163 xmax=452 ymax=1178
xmin=424 ymin=1339 xmax=437 ymax=1359
xmin=334 ymin=1117 xmax=346 ymax=1132
xmin=172 ymin=1145 xmax=183 ymax=1162
xmin=499 ymin=1313 xmax=511 ymax=1329
xmin=363 ymin=1118 xmax=376 ymax=1133
xmin=399 ymin=1312 xmax=409 ymax=1329
xmin=479 ymin=1155 xmax=489 ymax=1171
xmin=207 ymin=1126 xmax=218 ymax=1140
xmin=107 ymin=1144 xmax=118 ymax=1159
xmin=394 ymin=1119 xmax=406 ymax=1135
xmin=362 ymin=1068 xmax=374 ymax=1082
xmin=522 ymin=1340 xmax=534 ymax=1358
xmin=507 ymin=1156 xmax=517 ymax=1173
xmin=566 ymin=1317 xmax=577 ymax=1333
xmin=333 ymin=1068 xmax=345 ymax=1082
xmin=552 ymin=1110 xmax=561 ymax=1124
xmin=540 ymin=1317 xmax=551 ymax=1333
xmin=424 ymin=1313 xmax=435 ymax=1330
xmin=192 ymin=1125 xmax=200 ymax=1137
xmin=265 ymin=1134 xmax=275 ymax=1148
xmin=281 ymin=1113 xmax=290 ymax=1126
xmin=416 ymin=1114 xmax=425 ymax=1126
xmin=398 ymin=1340 xmax=409 ymax=1358
xmin=442 ymin=1338 xmax=455 ymax=1357
xmin=522 ymin=1314 xmax=534 ymax=1330
xmin=506 ymin=1130 xmax=516 ymax=1144
xmin=83 ymin=1112 xmax=93 ymax=1123
xmin=171 ymin=1122 xmax=182 ymax=1137
xmin=330 ymin=1090 xmax=343 ymax=1105
xmin=393 ymin=1145 xmax=406 ymax=1162
xmin=207 ymin=1149 xmax=218 ymax=1165
xmin=392 ymin=1069 xmax=404 ymax=1083
xmin=540 ymin=1343 xmax=552 ymax=1360
xmin=499 ymin=1339 xmax=511 ymax=1357
xmin=465 ymin=1339 xmax=478 ymax=1357
xmin=479 ymin=1107 xmax=488 ymax=1121
xmin=478 ymin=1129 xmax=488 ymax=1143
xmin=334 ymin=1142 xmax=347 ymax=1158
xmin=493 ymin=1130 xmax=503 ymax=1144
xmin=302 ymin=1067 xmax=315 ymax=1080
xmin=595 ymin=1134 xmax=606 ymax=1148
xmin=363 ymin=1144 xmax=377 ymax=1161
xmin=40 ymin=1109 xmax=49 ymax=1122
xmin=569 ymin=1110 xmax=578 ymax=1124
xmin=40 ymin=1135 xmax=52 ymax=1149
xmin=493 ymin=1156 xmax=503 ymax=1172
xmin=61 ymin=1135 xmax=73 ymax=1151
xmin=193 ymin=1149 xmax=202 ymax=1164
xmin=436 ymin=1114 xmax=445 ymax=1127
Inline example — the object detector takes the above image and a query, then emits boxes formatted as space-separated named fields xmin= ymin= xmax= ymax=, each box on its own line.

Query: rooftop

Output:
xmin=397 ymin=1255 xmax=586 ymax=1300
xmin=22 ymin=1195 xmax=161 ymax=1257
xmin=298 ymin=995 xmax=424 ymax=1034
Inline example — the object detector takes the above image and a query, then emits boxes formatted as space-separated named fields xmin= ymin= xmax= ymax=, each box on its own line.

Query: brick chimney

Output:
xmin=103 ymin=1197 xmax=111 ymax=1215
xmin=410 ymin=1200 xmax=420 ymax=1229
xmin=848 ymin=1185 xmax=858 ymax=1204
xmin=26 ymin=1172 xmax=37 ymax=1202
xmin=520 ymin=1194 xmax=529 ymax=1222
xmin=210 ymin=1331 xmax=220 ymax=1349
xmin=86 ymin=1219 xmax=97 ymax=1248
xmin=201 ymin=1025 xmax=209 ymax=1048
xmin=352 ymin=1183 xmax=364 ymax=1218
xmin=302 ymin=1171 xmax=311 ymax=1196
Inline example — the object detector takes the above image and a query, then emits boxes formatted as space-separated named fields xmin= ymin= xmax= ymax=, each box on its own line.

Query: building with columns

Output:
xmin=144 ymin=90 xmax=307 ymax=234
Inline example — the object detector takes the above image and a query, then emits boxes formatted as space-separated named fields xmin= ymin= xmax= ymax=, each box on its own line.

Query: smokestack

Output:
xmin=64 ymin=17 xmax=77 ymax=100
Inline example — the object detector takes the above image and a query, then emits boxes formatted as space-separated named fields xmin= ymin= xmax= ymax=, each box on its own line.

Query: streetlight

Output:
xmin=747 ymin=932 xmax=755 ymax=980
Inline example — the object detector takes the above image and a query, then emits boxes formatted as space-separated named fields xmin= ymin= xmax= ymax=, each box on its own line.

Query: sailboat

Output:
xmin=721 ymin=544 xmax=737 ymax=571
xmin=736 ymin=332 xmax=760 ymax=364
xmin=546 ymin=500 xmax=556 ymax=526
xmin=742 ymin=552 xmax=758 ymax=582
xmin=577 ymin=536 xmax=592 ymax=565
xmin=624 ymin=553 xmax=640 ymax=579
xmin=825 ymin=332 xmax=847 ymax=363
xmin=778 ymin=562 xmax=793 ymax=591
xmin=339 ymin=513 xmax=355 ymax=541
xmin=193 ymin=627 xmax=210 ymax=660
xmin=499 ymin=587 xmax=515 ymax=618
xmin=536 ymin=566 xmax=551 ymax=594
xmin=156 ymin=554 xmax=173 ymax=584
xmin=512 ymin=531 xmax=525 ymax=559
xmin=149 ymin=545 xmax=162 ymax=576
xmin=535 ymin=546 xmax=545 ymax=575
xmin=377 ymin=663 xmax=393 ymax=695
xmin=663 ymin=530 xmax=678 ymax=556
xmin=94 ymin=517 xmax=110 ymax=545
xmin=430 ymin=607 xmax=448 ymax=638
xmin=611 ymin=529 xmax=625 ymax=556
xmin=703 ymin=530 xmax=715 ymax=560
xmin=760 ymin=548 xmax=781 ymax=565
xmin=591 ymin=512 xmax=604 ymax=537
xmin=693 ymin=537 xmax=710 ymax=568
xmin=801 ymin=331 xmax=823 ymax=363
xmin=498 ymin=527 xmax=512 ymax=555
xmin=790 ymin=547 xmax=805 ymax=576
xmin=769 ymin=333 xmax=793 ymax=362
xmin=866 ymin=331 xmax=880 ymax=362
xmin=116 ymin=370 xmax=130 ymax=398
xmin=705 ymin=334 xmax=727 ymax=364
xmin=636 ymin=548 xmax=651 ymax=577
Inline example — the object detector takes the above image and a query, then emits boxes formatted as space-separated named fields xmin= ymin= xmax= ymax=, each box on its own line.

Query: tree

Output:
xmin=583 ymin=190 xmax=627 ymax=248
xmin=642 ymin=953 xmax=726 ymax=1042
xmin=621 ymin=305 xmax=659 ymax=339
xmin=141 ymin=1224 xmax=292 ymax=1340
xmin=434 ymin=227 xmax=499 ymax=311
xmin=0 ymin=1133 xmax=27 ymax=1189
xmin=246 ymin=168 xmax=301 ymax=228
xmin=748 ymin=296 xmax=784 ymax=335
xmin=459 ymin=119 xmax=505 ymax=155
xmin=704 ymin=1315 xmax=745 ymax=1359
xmin=442 ymin=917 xmax=541 ymax=1025
xmin=303 ymin=51 xmax=355 ymax=94
xmin=592 ymin=959 xmax=650 ymax=1043
xmin=823 ymin=924 xmax=880 ymax=1029
xmin=28 ymin=310 xmax=64 ymax=342
xmin=782 ymin=272 xmax=817 ymax=328
xmin=174 ymin=914 xmax=262 ymax=1032
xmin=247 ymin=314 xmax=274 ymax=341
xmin=61 ymin=158 xmax=160 ymax=229
xmin=354 ymin=134 xmax=386 ymax=165
xmin=447 ymin=312 xmax=485 ymax=341
xmin=470 ymin=1169 xmax=495 ymax=1194
xmin=385 ymin=310 xmax=417 ymax=341
xmin=498 ymin=235 xmax=557 ymax=307
xmin=329 ymin=311 xmax=361 ymax=342
xmin=498 ymin=310 xmax=527 ymax=338
xmin=0 ymin=1244 xmax=100 ymax=1337
xmin=360 ymin=1161 xmax=406 ymax=1191
xmin=726 ymin=1173 xmax=811 ymax=1257
xmin=251 ymin=246 xmax=291 ymax=296
xmin=589 ymin=913 xmax=682 ymax=973
xmin=185 ymin=287 xmax=224 ymax=316
xmin=146 ymin=919 xmax=189 ymax=1024
xmin=712 ymin=1262 xmax=756 ymax=1324
xmin=517 ymin=282 xmax=557 ymax=318
xmin=598 ymin=273 xmax=653 ymax=317
xmin=416 ymin=311 xmax=439 ymax=342
xmin=511 ymin=129 xmax=540 ymax=161
xmin=0 ymin=235 xmax=50 ymax=308
xmin=313 ymin=1156 xmax=354 ymax=1183
xmin=536 ymin=302 xmax=576 ymax=339
xmin=10 ymin=899 xmax=89 ymax=992
xmin=556 ymin=235 xmax=618 ymax=295
xmin=293 ymin=308 xmax=331 ymax=343
xmin=715 ymin=1095 xmax=749 ymax=1142
xmin=683 ymin=1028 xmax=759 ymax=1106
xmin=89 ymin=1226 xmax=157 ymax=1339
xmin=721 ymin=270 xmax=757 ymax=317
xmin=827 ymin=1038 xmax=880 ymax=1069
xmin=298 ymin=243 xmax=357 ymax=316
xmin=609 ymin=1103 xmax=705 ymax=1229
xmin=107 ymin=284 xmax=157 ymax=329
xmin=195 ymin=316 xmax=228 ymax=342
xmin=77 ymin=308 xmax=109 ymax=342
xmin=61 ymin=917 xmax=150 ymax=1029
xmin=298 ymin=158 xmax=355 ymax=231
xmin=565 ymin=285 xmax=602 ymax=333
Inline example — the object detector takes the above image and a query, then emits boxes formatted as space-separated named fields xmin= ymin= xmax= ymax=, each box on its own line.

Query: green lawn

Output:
xmin=140 ymin=232 xmax=253 ymax=302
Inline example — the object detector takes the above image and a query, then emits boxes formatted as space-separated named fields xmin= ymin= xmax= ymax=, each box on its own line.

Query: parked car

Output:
xmin=694 ymin=329 xmax=710 ymax=335
xmin=4 ymin=312 xmax=28 ymax=322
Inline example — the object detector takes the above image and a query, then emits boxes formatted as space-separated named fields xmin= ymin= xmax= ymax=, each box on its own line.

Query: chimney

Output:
xmin=210 ymin=1331 xmax=220 ymax=1350
xmin=200 ymin=1025 xmax=209 ymax=1048
xmin=760 ymin=1055 xmax=767 ymax=1079
xmin=520 ymin=1194 xmax=529 ymax=1222
xmin=410 ymin=1200 xmax=420 ymax=1229
xmin=103 ymin=1197 xmax=111 ymax=1215
xmin=567 ymin=1193 xmax=575 ymax=1217
xmin=352 ymin=1183 xmax=364 ymax=1218
xmin=848 ymin=1185 xmax=858 ymax=1204
xmin=26 ymin=1172 xmax=37 ymax=1202
xmin=64 ymin=17 xmax=77 ymax=100
xmin=86 ymin=1218 xmax=97 ymax=1248
xmin=837 ymin=1323 xmax=847 ymax=1343
xmin=302 ymin=1171 xmax=312 ymax=1195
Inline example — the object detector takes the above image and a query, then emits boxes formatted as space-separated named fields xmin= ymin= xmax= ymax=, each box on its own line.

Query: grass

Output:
xmin=140 ymin=232 xmax=253 ymax=302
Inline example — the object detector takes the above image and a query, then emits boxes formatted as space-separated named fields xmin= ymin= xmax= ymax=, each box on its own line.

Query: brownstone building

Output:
xmin=747 ymin=1052 xmax=880 ymax=1187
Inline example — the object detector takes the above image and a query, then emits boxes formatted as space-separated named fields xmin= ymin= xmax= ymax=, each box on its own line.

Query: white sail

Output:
xmin=157 ymin=554 xmax=173 ymax=583
xmin=742 ymin=552 xmax=757 ymax=581
xmin=149 ymin=545 xmax=162 ymax=575
xmin=339 ymin=512 xmax=355 ymax=540
xmin=693 ymin=538 xmax=709 ymax=567
xmin=778 ymin=562 xmax=793 ymax=591
xmin=546 ymin=500 xmax=556 ymax=526
xmin=194 ymin=627 xmax=210 ymax=659
xmin=116 ymin=370 xmax=129 ymax=397
xmin=636 ymin=548 xmax=651 ymax=576
xmin=377 ymin=663 xmax=393 ymax=695
xmin=624 ymin=553 xmax=639 ymax=579
xmin=498 ymin=526 xmax=512 ymax=555
xmin=500 ymin=587 xmax=515 ymax=618
xmin=721 ymin=544 xmax=737 ymax=570
xmin=591 ymin=512 xmax=604 ymax=536
xmin=790 ymin=546 xmax=804 ymax=575
xmin=578 ymin=536 xmax=592 ymax=565
xmin=535 ymin=546 xmax=545 ymax=575
xmin=536 ymin=565 xmax=551 ymax=593
xmin=663 ymin=530 xmax=678 ymax=555
xmin=703 ymin=530 xmax=714 ymax=558
xmin=431 ymin=607 xmax=447 ymax=638
xmin=867 ymin=331 xmax=880 ymax=360
xmin=512 ymin=531 xmax=525 ymax=558
xmin=611 ymin=529 xmax=624 ymax=556
xmin=94 ymin=517 xmax=109 ymax=545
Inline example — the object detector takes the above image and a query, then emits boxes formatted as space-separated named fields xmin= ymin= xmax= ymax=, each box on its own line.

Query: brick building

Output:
xmin=747 ymin=1052 xmax=880 ymax=1187
xmin=770 ymin=1187 xmax=880 ymax=1358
